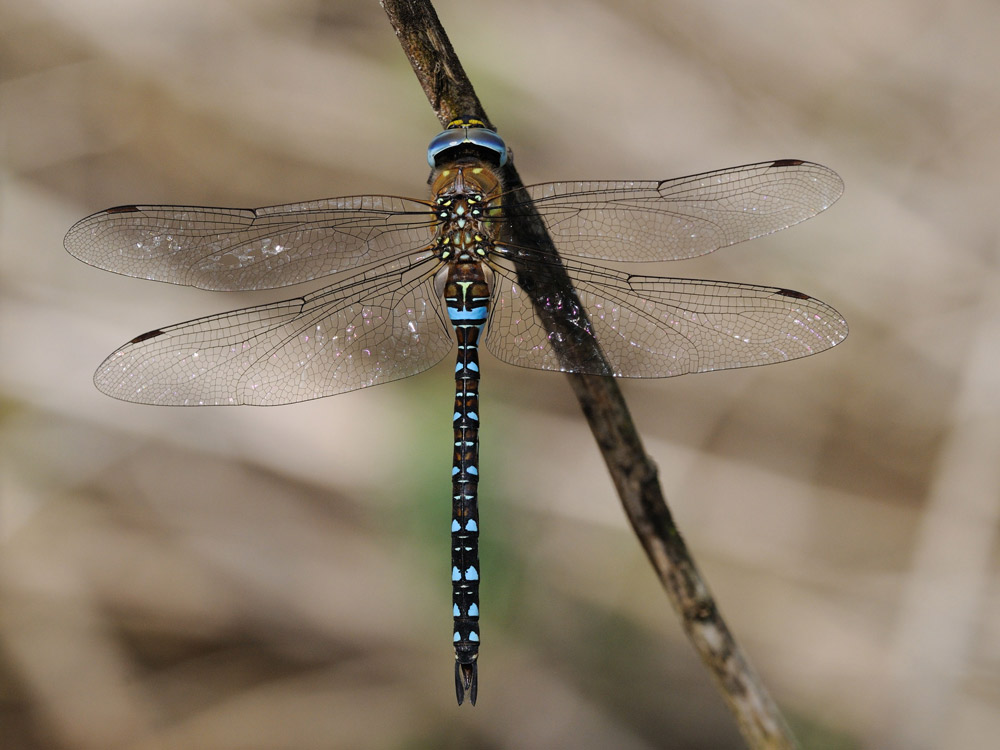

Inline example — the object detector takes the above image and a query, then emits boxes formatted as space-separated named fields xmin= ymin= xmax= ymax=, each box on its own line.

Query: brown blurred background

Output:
xmin=2 ymin=1 xmax=998 ymax=748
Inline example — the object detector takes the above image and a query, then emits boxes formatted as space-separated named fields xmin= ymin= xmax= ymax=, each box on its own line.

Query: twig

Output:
xmin=380 ymin=1 xmax=799 ymax=746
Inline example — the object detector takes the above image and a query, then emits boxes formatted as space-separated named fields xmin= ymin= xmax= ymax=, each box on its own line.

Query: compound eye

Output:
xmin=427 ymin=126 xmax=508 ymax=167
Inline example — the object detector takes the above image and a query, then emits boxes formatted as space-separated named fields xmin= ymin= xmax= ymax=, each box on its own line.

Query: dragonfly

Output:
xmin=64 ymin=118 xmax=847 ymax=705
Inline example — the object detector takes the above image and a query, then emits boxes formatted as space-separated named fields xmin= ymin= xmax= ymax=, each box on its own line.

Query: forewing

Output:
xmin=95 ymin=254 xmax=452 ymax=405
xmin=485 ymin=253 xmax=847 ymax=377
xmin=500 ymin=161 xmax=842 ymax=263
xmin=65 ymin=195 xmax=435 ymax=291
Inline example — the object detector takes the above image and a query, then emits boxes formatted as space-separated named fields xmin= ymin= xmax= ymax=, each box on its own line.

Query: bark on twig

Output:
xmin=381 ymin=1 xmax=799 ymax=746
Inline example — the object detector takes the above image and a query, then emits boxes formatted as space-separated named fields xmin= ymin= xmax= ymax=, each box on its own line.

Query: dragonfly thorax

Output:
xmin=432 ymin=164 xmax=503 ymax=263
xmin=431 ymin=162 xmax=502 ymax=204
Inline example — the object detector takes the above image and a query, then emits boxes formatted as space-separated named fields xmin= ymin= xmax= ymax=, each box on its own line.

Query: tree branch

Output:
xmin=381 ymin=1 xmax=799 ymax=746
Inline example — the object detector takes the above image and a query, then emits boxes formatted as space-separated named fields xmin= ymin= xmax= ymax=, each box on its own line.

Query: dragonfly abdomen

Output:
xmin=444 ymin=262 xmax=489 ymax=706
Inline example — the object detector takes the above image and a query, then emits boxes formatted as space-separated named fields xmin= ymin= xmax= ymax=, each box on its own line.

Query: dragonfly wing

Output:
xmin=500 ymin=161 xmax=842 ymax=263
xmin=95 ymin=254 xmax=452 ymax=405
xmin=485 ymin=253 xmax=847 ymax=377
xmin=65 ymin=195 xmax=435 ymax=290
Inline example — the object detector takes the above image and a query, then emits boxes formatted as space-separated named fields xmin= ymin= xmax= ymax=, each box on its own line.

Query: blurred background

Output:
xmin=2 ymin=1 xmax=998 ymax=748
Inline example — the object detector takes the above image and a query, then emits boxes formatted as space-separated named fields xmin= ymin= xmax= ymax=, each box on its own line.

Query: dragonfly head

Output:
xmin=427 ymin=118 xmax=509 ymax=169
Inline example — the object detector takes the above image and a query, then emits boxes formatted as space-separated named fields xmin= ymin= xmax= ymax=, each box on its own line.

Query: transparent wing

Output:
xmin=95 ymin=254 xmax=452 ymax=405
xmin=484 ymin=251 xmax=847 ymax=377
xmin=65 ymin=195 xmax=436 ymax=291
xmin=497 ymin=161 xmax=843 ymax=263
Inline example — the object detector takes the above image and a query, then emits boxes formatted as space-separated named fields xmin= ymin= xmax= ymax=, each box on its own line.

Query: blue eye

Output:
xmin=427 ymin=127 xmax=508 ymax=167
